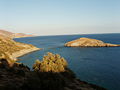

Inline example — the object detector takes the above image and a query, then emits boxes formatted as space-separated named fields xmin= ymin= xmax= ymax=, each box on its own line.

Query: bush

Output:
xmin=33 ymin=59 xmax=41 ymax=71
xmin=31 ymin=52 xmax=76 ymax=90
xmin=33 ymin=52 xmax=68 ymax=72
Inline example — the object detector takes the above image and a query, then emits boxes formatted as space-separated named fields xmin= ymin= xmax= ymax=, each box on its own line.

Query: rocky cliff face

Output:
xmin=0 ymin=29 xmax=34 ymax=38
xmin=65 ymin=37 xmax=120 ymax=47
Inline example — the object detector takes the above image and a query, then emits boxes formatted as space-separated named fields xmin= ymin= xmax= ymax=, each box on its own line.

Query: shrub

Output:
xmin=33 ymin=52 xmax=68 ymax=72
xmin=33 ymin=59 xmax=41 ymax=71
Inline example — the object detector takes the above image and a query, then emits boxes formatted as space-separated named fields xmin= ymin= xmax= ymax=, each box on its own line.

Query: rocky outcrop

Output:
xmin=0 ymin=29 xmax=34 ymax=38
xmin=65 ymin=37 xmax=120 ymax=47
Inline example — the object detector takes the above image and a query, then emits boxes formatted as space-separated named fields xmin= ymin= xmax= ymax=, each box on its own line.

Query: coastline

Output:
xmin=7 ymin=48 xmax=106 ymax=90
xmin=13 ymin=36 xmax=36 ymax=39
xmin=11 ymin=47 xmax=40 ymax=60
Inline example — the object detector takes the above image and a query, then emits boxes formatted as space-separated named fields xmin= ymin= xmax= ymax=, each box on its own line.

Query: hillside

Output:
xmin=0 ymin=30 xmax=14 ymax=38
xmin=0 ymin=29 xmax=34 ymax=38
xmin=0 ymin=35 xmax=40 ymax=64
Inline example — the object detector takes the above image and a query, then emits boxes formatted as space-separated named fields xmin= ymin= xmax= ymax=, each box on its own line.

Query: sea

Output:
xmin=14 ymin=33 xmax=120 ymax=90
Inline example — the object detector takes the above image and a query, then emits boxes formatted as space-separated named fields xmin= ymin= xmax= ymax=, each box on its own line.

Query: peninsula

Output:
xmin=0 ymin=29 xmax=34 ymax=38
xmin=65 ymin=37 xmax=120 ymax=47
xmin=0 ymin=35 xmax=40 ymax=63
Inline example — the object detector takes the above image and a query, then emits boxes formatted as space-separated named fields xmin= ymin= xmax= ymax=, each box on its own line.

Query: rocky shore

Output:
xmin=65 ymin=37 xmax=120 ymax=47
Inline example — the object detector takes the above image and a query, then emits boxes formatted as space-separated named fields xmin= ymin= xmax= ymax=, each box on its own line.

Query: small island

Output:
xmin=65 ymin=37 xmax=120 ymax=47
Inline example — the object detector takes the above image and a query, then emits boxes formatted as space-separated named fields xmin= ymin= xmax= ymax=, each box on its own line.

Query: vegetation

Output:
xmin=0 ymin=50 xmax=15 ymax=66
xmin=0 ymin=36 xmax=23 ymax=54
xmin=32 ymin=52 xmax=68 ymax=90
xmin=0 ymin=36 xmax=35 ymax=55
xmin=0 ymin=50 xmax=106 ymax=90
xmin=33 ymin=52 xmax=68 ymax=72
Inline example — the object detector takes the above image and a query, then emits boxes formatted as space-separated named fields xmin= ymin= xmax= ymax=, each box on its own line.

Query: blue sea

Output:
xmin=14 ymin=33 xmax=120 ymax=90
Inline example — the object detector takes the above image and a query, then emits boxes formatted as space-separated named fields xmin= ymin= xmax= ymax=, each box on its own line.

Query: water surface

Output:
xmin=15 ymin=34 xmax=120 ymax=90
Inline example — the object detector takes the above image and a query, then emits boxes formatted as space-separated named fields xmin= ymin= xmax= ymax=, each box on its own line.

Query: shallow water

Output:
xmin=15 ymin=33 xmax=120 ymax=90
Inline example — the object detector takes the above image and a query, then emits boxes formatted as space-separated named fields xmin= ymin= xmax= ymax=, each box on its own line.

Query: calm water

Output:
xmin=15 ymin=34 xmax=120 ymax=90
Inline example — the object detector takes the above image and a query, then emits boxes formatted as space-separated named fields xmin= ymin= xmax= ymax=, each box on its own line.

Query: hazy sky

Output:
xmin=0 ymin=0 xmax=120 ymax=35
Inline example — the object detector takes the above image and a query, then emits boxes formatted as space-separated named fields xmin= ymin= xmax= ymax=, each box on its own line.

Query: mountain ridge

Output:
xmin=0 ymin=29 xmax=34 ymax=38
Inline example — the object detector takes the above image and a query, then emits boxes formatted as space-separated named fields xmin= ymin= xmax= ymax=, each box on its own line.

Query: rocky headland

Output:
xmin=65 ymin=37 xmax=120 ymax=47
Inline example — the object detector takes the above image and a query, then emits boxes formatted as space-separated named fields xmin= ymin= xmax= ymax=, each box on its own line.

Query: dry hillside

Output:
xmin=0 ymin=35 xmax=39 ymax=62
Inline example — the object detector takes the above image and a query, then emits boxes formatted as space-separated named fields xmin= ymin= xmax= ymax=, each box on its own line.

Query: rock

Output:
xmin=65 ymin=37 xmax=120 ymax=47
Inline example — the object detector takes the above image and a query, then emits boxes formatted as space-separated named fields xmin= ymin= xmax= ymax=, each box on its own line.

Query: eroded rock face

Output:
xmin=65 ymin=37 xmax=120 ymax=47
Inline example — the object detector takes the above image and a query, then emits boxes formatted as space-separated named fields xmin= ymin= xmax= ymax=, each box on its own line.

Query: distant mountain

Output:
xmin=0 ymin=29 xmax=34 ymax=38
xmin=14 ymin=33 xmax=34 ymax=38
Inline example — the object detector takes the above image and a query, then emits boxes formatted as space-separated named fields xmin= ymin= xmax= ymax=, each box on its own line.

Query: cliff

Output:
xmin=0 ymin=29 xmax=34 ymax=38
xmin=65 ymin=37 xmax=120 ymax=47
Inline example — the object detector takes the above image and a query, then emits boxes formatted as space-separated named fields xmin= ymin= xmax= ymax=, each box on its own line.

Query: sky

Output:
xmin=0 ymin=0 xmax=120 ymax=35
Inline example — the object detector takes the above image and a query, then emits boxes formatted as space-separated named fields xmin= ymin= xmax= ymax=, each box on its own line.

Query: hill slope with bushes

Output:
xmin=0 ymin=35 xmax=39 ymax=64
xmin=0 ymin=52 xmax=106 ymax=90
